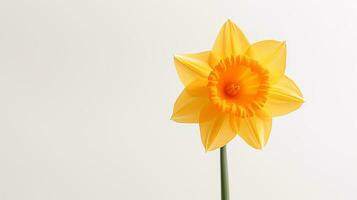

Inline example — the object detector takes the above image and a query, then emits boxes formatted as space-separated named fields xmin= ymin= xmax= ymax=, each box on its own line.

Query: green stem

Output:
xmin=220 ymin=145 xmax=230 ymax=200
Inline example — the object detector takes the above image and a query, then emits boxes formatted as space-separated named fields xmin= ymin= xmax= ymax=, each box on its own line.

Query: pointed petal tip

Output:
xmin=170 ymin=116 xmax=178 ymax=123
xmin=170 ymin=111 xmax=176 ymax=120
xmin=292 ymin=95 xmax=305 ymax=103
xmin=170 ymin=113 xmax=182 ymax=123
xmin=281 ymin=41 xmax=287 ymax=48
xmin=170 ymin=115 xmax=188 ymax=123
xmin=224 ymin=19 xmax=237 ymax=27
xmin=203 ymin=139 xmax=223 ymax=152
xmin=203 ymin=143 xmax=212 ymax=152
xmin=207 ymin=145 xmax=216 ymax=151
xmin=206 ymin=142 xmax=227 ymax=151
xmin=205 ymin=146 xmax=217 ymax=152
xmin=268 ymin=40 xmax=285 ymax=45
xmin=203 ymin=143 xmax=211 ymax=152
xmin=173 ymin=54 xmax=187 ymax=62
xmin=251 ymin=143 xmax=264 ymax=150
xmin=272 ymin=40 xmax=286 ymax=48
xmin=282 ymin=40 xmax=287 ymax=47
xmin=173 ymin=54 xmax=181 ymax=60
xmin=173 ymin=55 xmax=180 ymax=63
xmin=253 ymin=142 xmax=263 ymax=150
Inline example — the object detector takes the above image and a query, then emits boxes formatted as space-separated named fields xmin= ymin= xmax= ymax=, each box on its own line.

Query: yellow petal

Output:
xmin=185 ymin=79 xmax=208 ymax=97
xmin=210 ymin=20 xmax=250 ymax=67
xmin=266 ymin=75 xmax=304 ymax=117
xmin=171 ymin=80 xmax=209 ymax=123
xmin=229 ymin=114 xmax=240 ymax=133
xmin=236 ymin=113 xmax=272 ymax=149
xmin=245 ymin=40 xmax=286 ymax=81
xmin=174 ymin=51 xmax=212 ymax=86
xmin=198 ymin=102 xmax=222 ymax=123
xmin=199 ymin=109 xmax=236 ymax=151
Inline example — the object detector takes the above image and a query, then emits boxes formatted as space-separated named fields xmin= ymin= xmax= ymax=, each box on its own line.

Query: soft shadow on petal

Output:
xmin=235 ymin=113 xmax=272 ymax=149
xmin=199 ymin=104 xmax=236 ymax=151
xmin=171 ymin=80 xmax=209 ymax=123
xmin=245 ymin=40 xmax=286 ymax=82
xmin=266 ymin=75 xmax=304 ymax=117
xmin=229 ymin=114 xmax=240 ymax=133
xmin=198 ymin=102 xmax=221 ymax=123
xmin=210 ymin=20 xmax=250 ymax=67
xmin=174 ymin=51 xmax=212 ymax=86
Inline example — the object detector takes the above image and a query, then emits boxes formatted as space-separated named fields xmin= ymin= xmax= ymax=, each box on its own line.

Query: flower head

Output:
xmin=171 ymin=20 xmax=304 ymax=151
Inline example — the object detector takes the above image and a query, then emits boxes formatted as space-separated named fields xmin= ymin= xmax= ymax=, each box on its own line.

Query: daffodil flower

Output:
xmin=171 ymin=20 xmax=304 ymax=151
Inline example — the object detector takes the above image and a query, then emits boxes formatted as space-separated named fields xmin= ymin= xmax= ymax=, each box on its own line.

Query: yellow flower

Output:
xmin=171 ymin=20 xmax=304 ymax=151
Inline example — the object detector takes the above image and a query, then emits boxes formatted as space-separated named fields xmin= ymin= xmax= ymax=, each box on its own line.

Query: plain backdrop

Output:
xmin=1 ymin=0 xmax=357 ymax=199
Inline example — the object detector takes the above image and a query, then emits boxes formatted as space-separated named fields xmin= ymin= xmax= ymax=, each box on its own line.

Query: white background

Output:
xmin=1 ymin=0 xmax=357 ymax=199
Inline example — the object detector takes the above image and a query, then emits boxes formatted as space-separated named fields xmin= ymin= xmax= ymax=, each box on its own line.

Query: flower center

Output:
xmin=207 ymin=55 xmax=270 ymax=117
xmin=224 ymin=82 xmax=240 ymax=97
